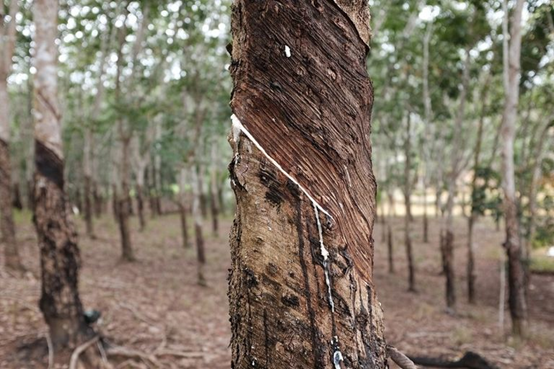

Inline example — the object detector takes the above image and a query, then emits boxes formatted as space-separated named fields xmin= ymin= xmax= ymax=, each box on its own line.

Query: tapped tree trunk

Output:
xmin=501 ymin=0 xmax=528 ymax=337
xmin=0 ymin=0 xmax=24 ymax=273
xmin=228 ymin=1 xmax=386 ymax=368
xmin=32 ymin=0 xmax=88 ymax=348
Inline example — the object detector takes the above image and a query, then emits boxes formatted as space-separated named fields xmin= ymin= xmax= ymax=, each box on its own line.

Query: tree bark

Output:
xmin=32 ymin=0 xmax=89 ymax=348
xmin=191 ymin=166 xmax=206 ymax=286
xmin=0 ymin=0 xmax=24 ymax=273
xmin=442 ymin=48 xmax=471 ymax=312
xmin=501 ymin=0 xmax=528 ymax=337
xmin=83 ymin=127 xmax=95 ymax=238
xmin=467 ymin=73 xmax=491 ymax=305
xmin=210 ymin=144 xmax=220 ymax=236
xmin=388 ymin=225 xmax=394 ymax=274
xmin=403 ymin=113 xmax=416 ymax=292
xmin=228 ymin=1 xmax=386 ymax=368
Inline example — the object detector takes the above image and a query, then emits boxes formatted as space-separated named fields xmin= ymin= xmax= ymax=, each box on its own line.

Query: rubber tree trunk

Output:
xmin=136 ymin=184 xmax=146 ymax=231
xmin=228 ymin=1 xmax=386 ymax=367
xmin=83 ymin=128 xmax=94 ymax=238
xmin=191 ymin=166 xmax=206 ymax=286
xmin=0 ymin=90 xmax=23 ymax=272
xmin=210 ymin=144 xmax=220 ymax=237
xmin=388 ymin=225 xmax=394 ymax=274
xmin=403 ymin=113 xmax=416 ymax=292
xmin=178 ymin=167 xmax=190 ymax=248
xmin=501 ymin=0 xmax=528 ymax=337
xmin=0 ymin=0 xmax=24 ymax=273
xmin=33 ymin=0 xmax=88 ymax=348
xmin=117 ymin=137 xmax=134 ymax=261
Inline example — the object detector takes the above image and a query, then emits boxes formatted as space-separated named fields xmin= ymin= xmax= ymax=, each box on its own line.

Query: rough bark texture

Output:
xmin=0 ymin=0 xmax=24 ymax=273
xmin=1 ymin=139 xmax=23 ymax=272
xmin=228 ymin=1 xmax=386 ymax=368
xmin=501 ymin=0 xmax=527 ymax=337
xmin=33 ymin=0 xmax=88 ymax=348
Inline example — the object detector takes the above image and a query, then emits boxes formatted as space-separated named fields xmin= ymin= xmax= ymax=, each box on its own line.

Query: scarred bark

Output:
xmin=33 ymin=0 xmax=88 ymax=348
xmin=1 ymin=139 xmax=23 ymax=272
xmin=228 ymin=1 xmax=386 ymax=368
xmin=0 ymin=0 xmax=24 ymax=273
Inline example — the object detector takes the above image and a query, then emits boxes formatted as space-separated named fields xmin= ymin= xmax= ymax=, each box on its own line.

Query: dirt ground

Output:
xmin=1 ymin=211 xmax=553 ymax=368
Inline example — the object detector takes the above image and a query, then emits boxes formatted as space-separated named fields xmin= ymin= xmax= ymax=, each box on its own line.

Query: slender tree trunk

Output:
xmin=12 ymin=180 xmax=23 ymax=209
xmin=210 ymin=144 xmax=220 ymax=236
xmin=136 ymin=184 xmax=146 ymax=231
xmin=228 ymin=1 xmax=386 ymax=367
xmin=178 ymin=168 xmax=191 ymax=249
xmin=83 ymin=129 xmax=94 ymax=238
xmin=403 ymin=113 xmax=416 ymax=292
xmin=118 ymin=137 xmax=134 ymax=261
xmin=0 ymin=0 xmax=24 ymax=273
xmin=467 ymin=74 xmax=490 ymax=305
xmin=33 ymin=0 xmax=89 ymax=348
xmin=93 ymin=181 xmax=102 ymax=218
xmin=443 ymin=48 xmax=471 ymax=312
xmin=198 ymin=163 xmax=208 ymax=219
xmin=501 ymin=0 xmax=528 ymax=337
xmin=388 ymin=224 xmax=394 ymax=274
xmin=191 ymin=166 xmax=206 ymax=286
xmin=526 ymin=122 xmax=551 ymax=256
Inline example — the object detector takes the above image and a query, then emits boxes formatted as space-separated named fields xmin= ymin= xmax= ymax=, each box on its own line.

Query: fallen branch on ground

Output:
xmin=388 ymin=345 xmax=418 ymax=369
xmin=409 ymin=351 xmax=499 ymax=369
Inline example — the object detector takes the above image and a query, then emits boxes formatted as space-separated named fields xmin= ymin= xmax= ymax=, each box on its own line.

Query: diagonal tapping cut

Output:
xmin=231 ymin=113 xmax=344 ymax=365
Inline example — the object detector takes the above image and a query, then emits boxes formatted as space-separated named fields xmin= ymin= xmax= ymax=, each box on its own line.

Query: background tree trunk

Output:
xmin=501 ymin=0 xmax=528 ymax=337
xmin=228 ymin=1 xmax=386 ymax=367
xmin=210 ymin=144 xmax=220 ymax=237
xmin=32 ymin=0 xmax=88 ymax=348
xmin=191 ymin=166 xmax=206 ymax=286
xmin=0 ymin=0 xmax=24 ymax=273
xmin=403 ymin=113 xmax=416 ymax=292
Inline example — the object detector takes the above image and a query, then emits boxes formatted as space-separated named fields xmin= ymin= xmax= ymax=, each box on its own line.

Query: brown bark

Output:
xmin=12 ymin=181 xmax=23 ymax=209
xmin=179 ymin=203 xmax=190 ymax=249
xmin=228 ymin=1 xmax=386 ymax=368
xmin=403 ymin=113 xmax=416 ymax=292
xmin=136 ymin=184 xmax=146 ymax=232
xmin=0 ymin=0 xmax=24 ymax=273
xmin=210 ymin=144 xmax=220 ymax=236
xmin=32 ymin=0 xmax=88 ymax=348
xmin=92 ymin=182 xmax=102 ymax=218
xmin=388 ymin=225 xmax=394 ymax=274
xmin=84 ymin=175 xmax=94 ymax=238
xmin=1 ymin=140 xmax=24 ymax=272
xmin=191 ymin=167 xmax=206 ymax=286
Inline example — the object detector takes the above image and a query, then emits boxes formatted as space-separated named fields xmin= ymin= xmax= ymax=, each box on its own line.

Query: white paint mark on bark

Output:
xmin=284 ymin=45 xmax=291 ymax=58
